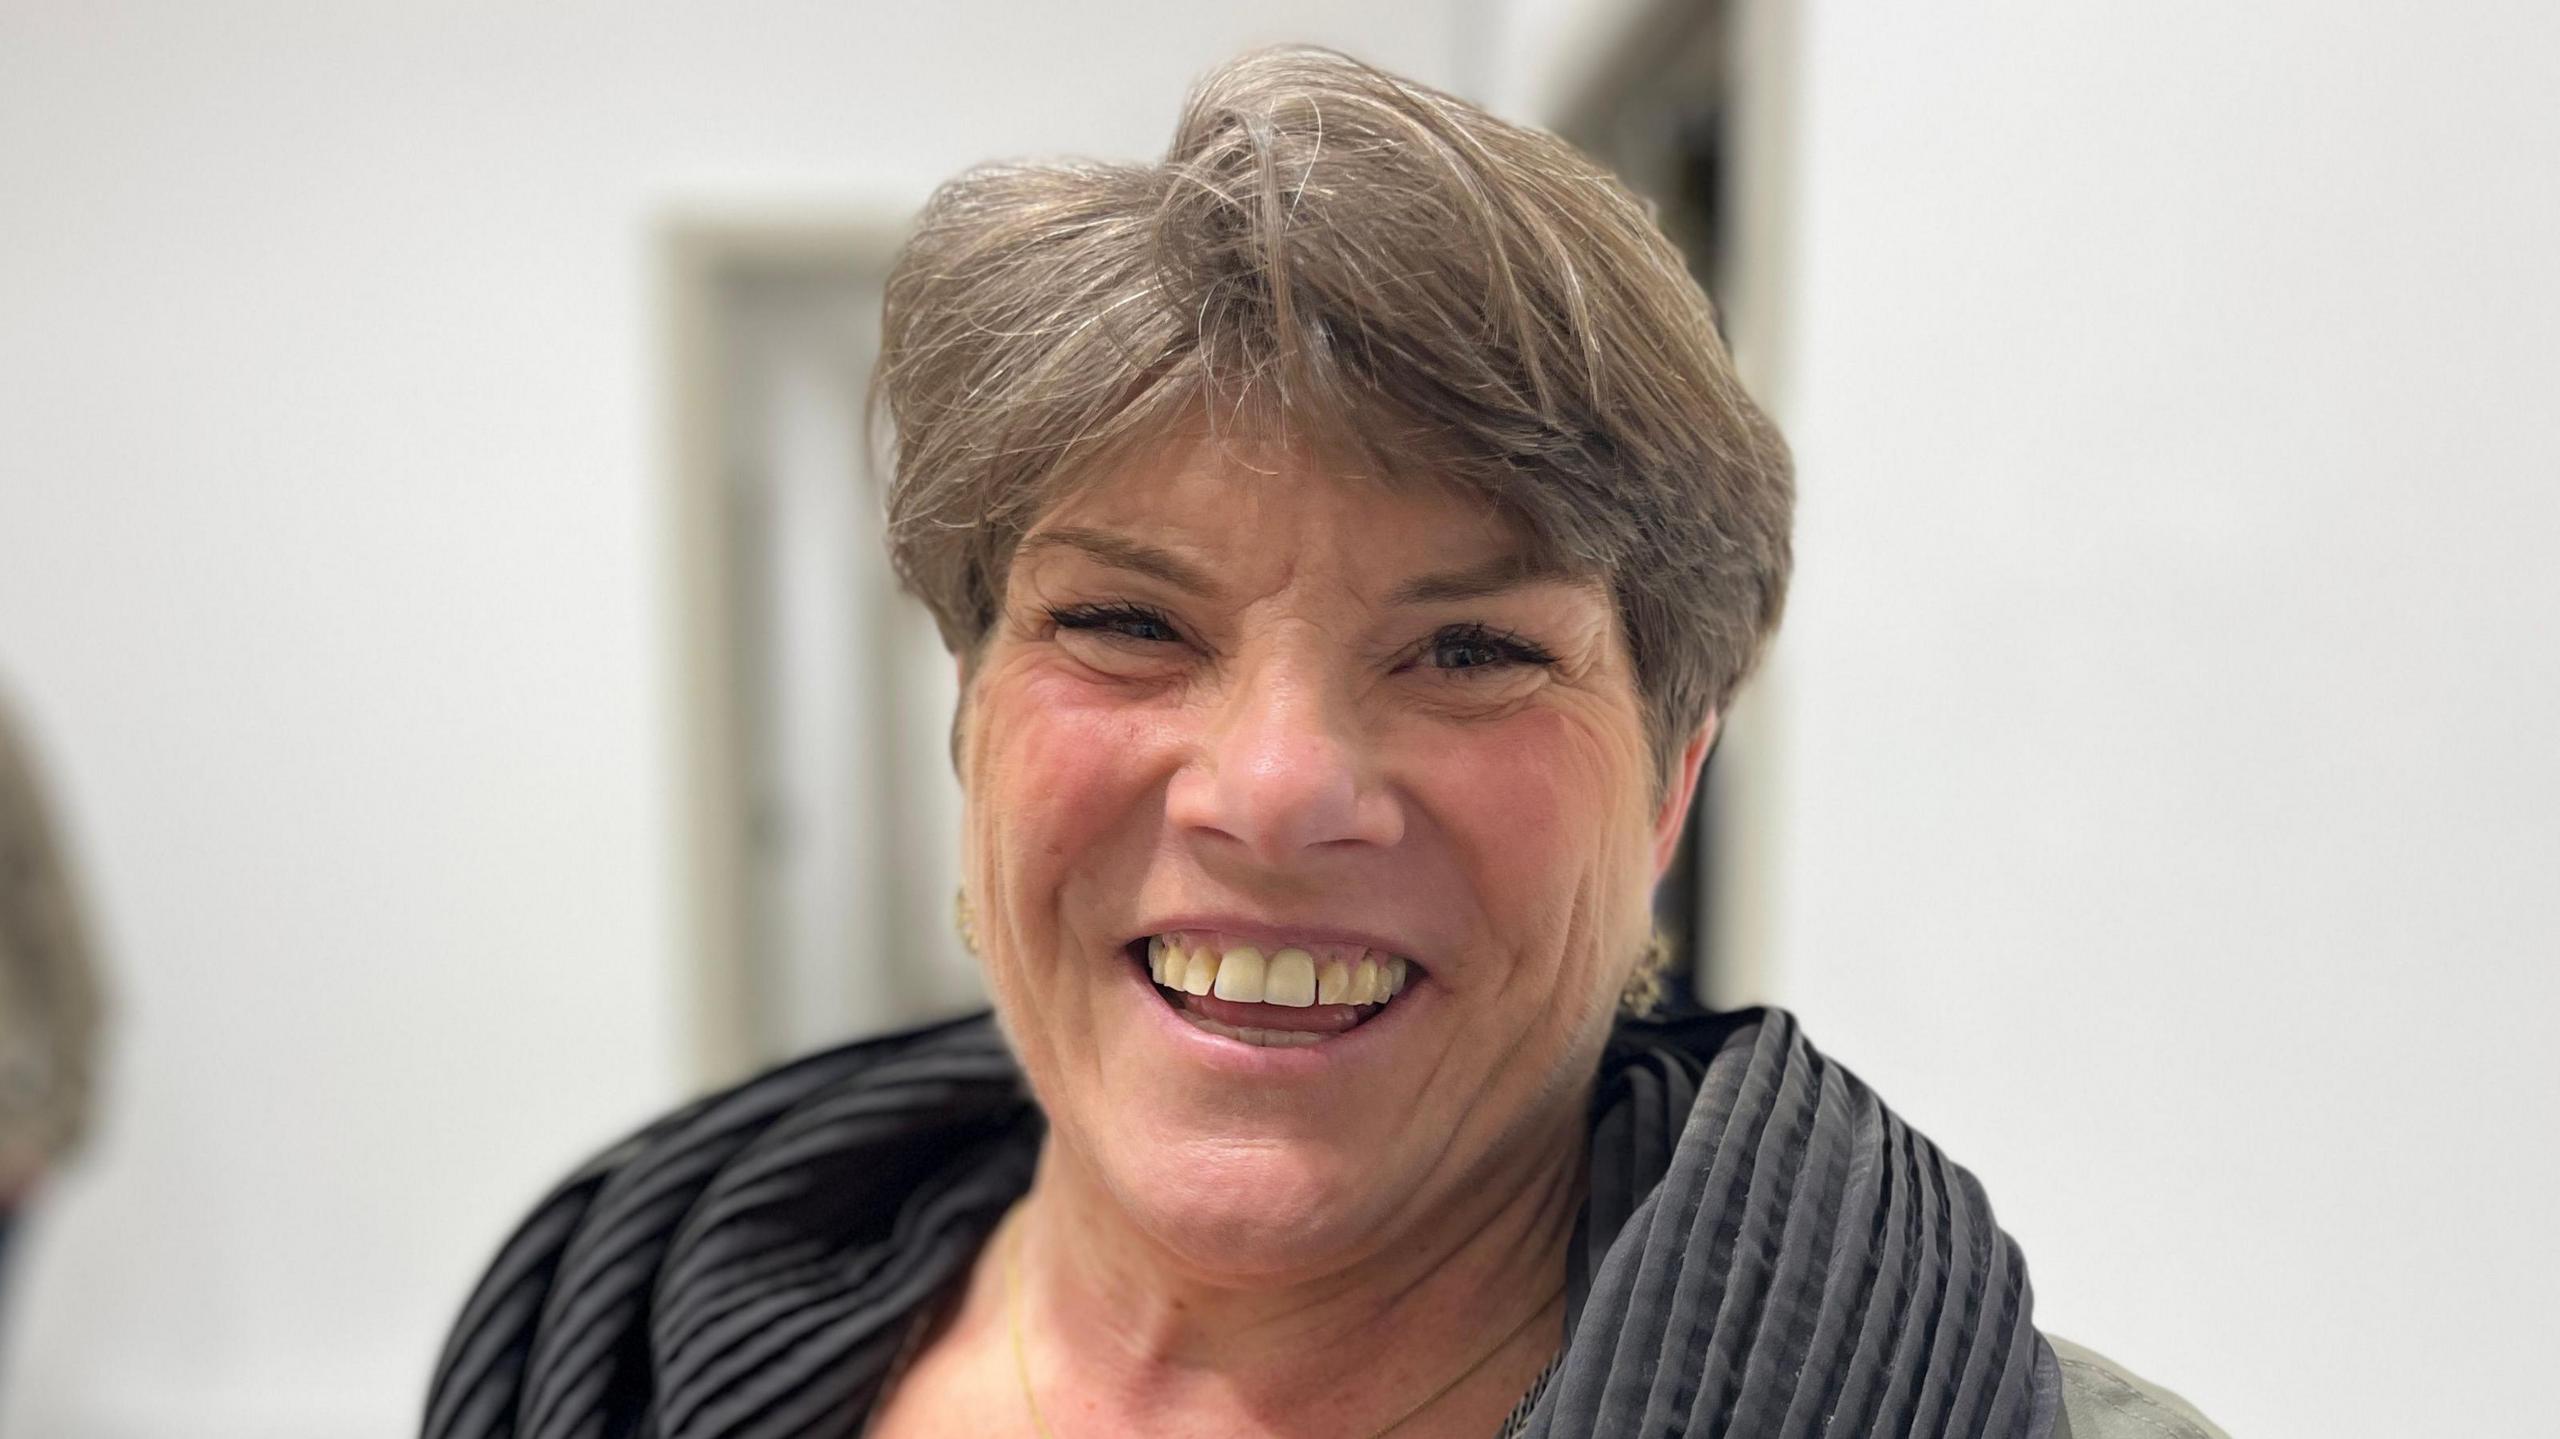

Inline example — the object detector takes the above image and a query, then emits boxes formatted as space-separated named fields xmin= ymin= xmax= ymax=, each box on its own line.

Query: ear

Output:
xmin=1651 ymin=713 xmax=1719 ymax=881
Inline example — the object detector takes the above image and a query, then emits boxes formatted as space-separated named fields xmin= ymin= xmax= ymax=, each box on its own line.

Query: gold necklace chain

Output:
xmin=1003 ymin=1214 xmax=1565 ymax=1439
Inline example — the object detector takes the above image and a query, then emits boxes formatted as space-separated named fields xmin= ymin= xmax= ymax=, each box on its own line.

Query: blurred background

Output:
xmin=2 ymin=1 xmax=2554 ymax=1433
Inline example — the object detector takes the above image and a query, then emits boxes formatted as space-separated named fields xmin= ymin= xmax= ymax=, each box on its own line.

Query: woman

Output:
xmin=0 ymin=684 xmax=109 ymax=1359
xmin=427 ymin=50 xmax=2221 ymax=1439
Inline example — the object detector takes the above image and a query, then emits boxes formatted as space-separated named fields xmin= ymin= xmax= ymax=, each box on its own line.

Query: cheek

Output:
xmin=1425 ymin=706 xmax=1654 ymax=934
xmin=967 ymin=663 xmax=1174 ymax=891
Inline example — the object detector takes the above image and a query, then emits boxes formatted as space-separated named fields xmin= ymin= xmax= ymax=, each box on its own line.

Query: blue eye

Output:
xmin=1427 ymin=624 xmax=1557 ymax=673
xmin=1049 ymin=602 xmax=1182 ymax=645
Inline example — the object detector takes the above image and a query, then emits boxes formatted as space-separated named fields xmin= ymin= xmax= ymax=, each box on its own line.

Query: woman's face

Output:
xmin=960 ymin=435 xmax=1709 ymax=1275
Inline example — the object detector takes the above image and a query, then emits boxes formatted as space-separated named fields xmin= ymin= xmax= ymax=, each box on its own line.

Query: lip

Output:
xmin=1122 ymin=914 xmax=1435 ymax=973
xmin=1120 ymin=948 xmax=1430 ymax=1077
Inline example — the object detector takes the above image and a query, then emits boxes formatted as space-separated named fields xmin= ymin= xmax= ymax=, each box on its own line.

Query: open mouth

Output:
xmin=1134 ymin=930 xmax=1417 ymax=1048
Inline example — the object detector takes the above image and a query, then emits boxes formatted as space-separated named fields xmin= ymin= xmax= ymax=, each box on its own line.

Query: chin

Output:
xmin=1098 ymin=1124 xmax=1399 ymax=1280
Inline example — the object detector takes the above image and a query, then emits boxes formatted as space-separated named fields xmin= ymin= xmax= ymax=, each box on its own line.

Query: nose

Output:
xmin=1165 ymin=655 xmax=1404 ymax=863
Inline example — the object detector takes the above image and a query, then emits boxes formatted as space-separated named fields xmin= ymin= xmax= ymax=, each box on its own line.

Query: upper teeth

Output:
xmin=1147 ymin=932 xmax=1411 ymax=1007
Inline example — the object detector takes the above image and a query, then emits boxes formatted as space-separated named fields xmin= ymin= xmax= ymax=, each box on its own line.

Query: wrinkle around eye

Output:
xmin=1404 ymin=663 xmax=1555 ymax=723
xmin=1042 ymin=615 xmax=1201 ymax=690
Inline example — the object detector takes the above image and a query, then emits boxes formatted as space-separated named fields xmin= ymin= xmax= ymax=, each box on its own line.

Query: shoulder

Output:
xmin=425 ymin=1010 xmax=1032 ymax=1437
xmin=2047 ymin=1335 xmax=2230 ymax=1439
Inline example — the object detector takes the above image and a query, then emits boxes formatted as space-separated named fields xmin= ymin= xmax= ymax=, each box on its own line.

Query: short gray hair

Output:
xmin=873 ymin=47 xmax=1792 ymax=787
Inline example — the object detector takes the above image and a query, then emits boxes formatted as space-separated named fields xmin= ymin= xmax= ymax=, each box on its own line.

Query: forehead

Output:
xmin=1018 ymin=434 xmax=1552 ymax=589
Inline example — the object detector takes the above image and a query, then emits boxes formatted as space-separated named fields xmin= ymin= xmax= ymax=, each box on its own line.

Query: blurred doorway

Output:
xmin=667 ymin=220 xmax=983 ymax=1086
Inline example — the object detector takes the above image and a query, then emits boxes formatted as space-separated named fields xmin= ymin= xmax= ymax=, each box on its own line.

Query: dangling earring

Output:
xmin=1620 ymin=927 xmax=1673 ymax=1018
xmin=953 ymin=886 xmax=979 ymax=957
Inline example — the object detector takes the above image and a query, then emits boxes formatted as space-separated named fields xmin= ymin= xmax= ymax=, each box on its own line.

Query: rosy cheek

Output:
xmin=1418 ymin=708 xmax=1625 ymax=906
xmin=980 ymin=663 xmax=1179 ymax=862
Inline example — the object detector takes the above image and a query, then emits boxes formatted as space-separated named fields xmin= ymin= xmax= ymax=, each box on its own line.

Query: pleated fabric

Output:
xmin=423 ymin=1007 xmax=2055 ymax=1439
xmin=424 ymin=1013 xmax=1040 ymax=1439
xmin=1522 ymin=1009 xmax=2056 ymax=1438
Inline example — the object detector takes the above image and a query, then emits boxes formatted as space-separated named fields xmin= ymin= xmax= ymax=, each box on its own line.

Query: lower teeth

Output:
xmin=1177 ymin=1010 xmax=1325 ymax=1048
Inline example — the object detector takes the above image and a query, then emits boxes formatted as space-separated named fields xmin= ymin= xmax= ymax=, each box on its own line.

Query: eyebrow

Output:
xmin=1018 ymin=526 xmax=1581 ymax=606
xmin=1385 ymin=551 xmax=1579 ymax=606
xmin=1018 ymin=528 xmax=1224 ymax=598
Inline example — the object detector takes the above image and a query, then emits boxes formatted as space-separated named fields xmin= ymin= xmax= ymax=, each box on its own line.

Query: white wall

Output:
xmin=0 ymin=5 xmax=1464 ymax=1433
xmin=1765 ymin=3 xmax=2560 ymax=1434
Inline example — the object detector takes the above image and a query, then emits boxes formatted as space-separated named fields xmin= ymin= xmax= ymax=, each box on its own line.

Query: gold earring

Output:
xmin=1620 ymin=927 xmax=1674 ymax=1018
xmin=954 ymin=886 xmax=979 ymax=956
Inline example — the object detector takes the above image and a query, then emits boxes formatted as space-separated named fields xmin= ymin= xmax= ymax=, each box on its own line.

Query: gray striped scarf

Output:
xmin=425 ymin=1008 xmax=2056 ymax=1437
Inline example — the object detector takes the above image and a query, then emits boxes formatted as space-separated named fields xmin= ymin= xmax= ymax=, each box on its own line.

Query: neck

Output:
xmin=1007 ymin=1108 xmax=1584 ymax=1437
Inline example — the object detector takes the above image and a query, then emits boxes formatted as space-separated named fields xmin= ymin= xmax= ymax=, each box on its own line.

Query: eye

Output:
xmin=1047 ymin=601 xmax=1184 ymax=646
xmin=1424 ymin=623 xmax=1558 ymax=674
